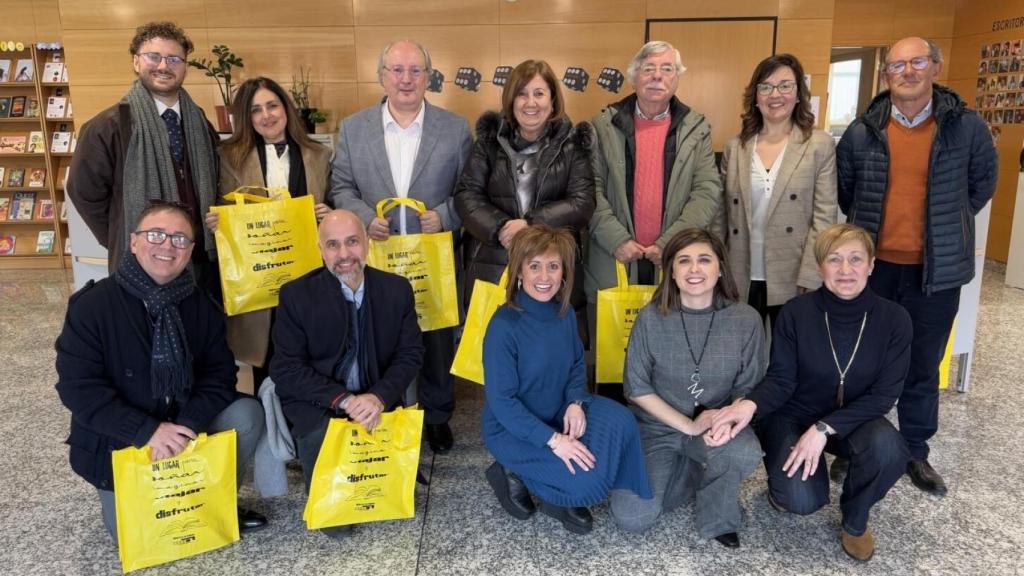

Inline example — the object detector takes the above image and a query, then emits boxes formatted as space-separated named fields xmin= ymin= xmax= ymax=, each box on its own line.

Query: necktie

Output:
xmin=161 ymin=108 xmax=185 ymax=167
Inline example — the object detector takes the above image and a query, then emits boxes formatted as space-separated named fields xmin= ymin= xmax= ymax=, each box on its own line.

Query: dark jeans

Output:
xmin=420 ymin=328 xmax=456 ymax=425
xmin=869 ymin=260 xmax=961 ymax=460
xmin=756 ymin=413 xmax=909 ymax=535
xmin=747 ymin=280 xmax=783 ymax=334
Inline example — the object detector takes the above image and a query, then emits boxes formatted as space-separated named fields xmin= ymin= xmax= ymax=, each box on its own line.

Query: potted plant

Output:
xmin=188 ymin=44 xmax=244 ymax=132
xmin=290 ymin=67 xmax=322 ymax=133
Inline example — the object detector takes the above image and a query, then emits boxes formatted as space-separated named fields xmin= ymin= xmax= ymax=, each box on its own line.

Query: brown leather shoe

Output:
xmin=841 ymin=527 xmax=874 ymax=561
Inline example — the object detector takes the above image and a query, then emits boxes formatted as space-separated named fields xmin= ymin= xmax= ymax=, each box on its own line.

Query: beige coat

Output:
xmin=719 ymin=127 xmax=837 ymax=307
xmin=218 ymin=142 xmax=332 ymax=367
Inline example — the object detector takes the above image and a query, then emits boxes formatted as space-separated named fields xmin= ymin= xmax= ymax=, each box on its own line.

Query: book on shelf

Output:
xmin=60 ymin=65 xmax=68 ymax=83
xmin=9 ymin=96 xmax=25 ymax=118
xmin=10 ymin=191 xmax=34 ymax=220
xmin=36 ymin=230 xmax=55 ymax=253
xmin=6 ymin=167 xmax=25 ymax=187
xmin=64 ymin=236 xmax=71 ymax=254
xmin=0 ymin=166 xmax=5 ymax=184
xmin=0 ymin=135 xmax=26 ymax=153
xmin=0 ymin=59 xmax=10 ymax=82
xmin=36 ymin=198 xmax=54 ymax=220
xmin=66 ymin=100 xmax=73 ymax=118
xmin=27 ymin=167 xmax=46 ymax=188
xmin=0 ymin=97 xmax=10 ymax=118
xmin=27 ymin=131 xmax=45 ymax=154
xmin=0 ymin=234 xmax=15 ymax=255
xmin=70 ymin=132 xmax=77 ymax=153
xmin=58 ymin=200 xmax=67 ymax=221
xmin=24 ymin=98 xmax=39 ymax=118
xmin=42 ymin=62 xmax=63 ymax=83
xmin=50 ymin=131 xmax=70 ymax=153
xmin=13 ymin=59 xmax=33 ymax=82
xmin=62 ymin=165 xmax=69 ymax=187
xmin=0 ymin=197 xmax=9 ymax=220
xmin=46 ymin=97 xmax=66 ymax=119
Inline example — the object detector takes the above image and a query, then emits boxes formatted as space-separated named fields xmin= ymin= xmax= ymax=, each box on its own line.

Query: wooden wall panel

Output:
xmin=205 ymin=0 xmax=353 ymax=27
xmin=310 ymin=83 xmax=361 ymax=131
xmin=947 ymin=35 xmax=983 ymax=81
xmin=780 ymin=0 xmax=834 ymax=20
xmin=952 ymin=0 xmax=1015 ymax=37
xmin=33 ymin=0 xmax=63 ymax=41
xmin=210 ymin=27 xmax=356 ymax=83
xmin=58 ymin=0 xmax=207 ymax=30
xmin=500 ymin=23 xmax=642 ymax=85
xmin=650 ymin=19 xmax=775 ymax=150
xmin=934 ymin=37 xmax=953 ymax=82
xmin=354 ymin=26 xmax=501 ymax=85
xmin=832 ymin=0 xmax=894 ymax=46
xmin=0 ymin=0 xmax=41 ymax=40
xmin=893 ymin=0 xmax=955 ymax=40
xmin=777 ymin=18 xmax=834 ymax=74
xmin=500 ymin=0 xmax=645 ymax=24
xmin=63 ymin=28 xmax=211 ymax=86
xmin=646 ymin=0 xmax=778 ymax=19
xmin=353 ymin=0 xmax=497 ymax=26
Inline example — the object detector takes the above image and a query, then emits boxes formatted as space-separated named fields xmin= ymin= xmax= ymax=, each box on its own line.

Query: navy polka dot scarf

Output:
xmin=115 ymin=253 xmax=195 ymax=401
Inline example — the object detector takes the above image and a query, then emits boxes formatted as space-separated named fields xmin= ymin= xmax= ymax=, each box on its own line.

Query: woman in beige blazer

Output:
xmin=205 ymin=76 xmax=332 ymax=385
xmin=721 ymin=54 xmax=837 ymax=328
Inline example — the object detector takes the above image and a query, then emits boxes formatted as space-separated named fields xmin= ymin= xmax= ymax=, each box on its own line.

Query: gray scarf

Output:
xmin=122 ymin=80 xmax=217 ymax=256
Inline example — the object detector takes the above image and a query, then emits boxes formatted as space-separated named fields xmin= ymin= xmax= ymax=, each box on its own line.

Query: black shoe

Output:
xmin=237 ymin=507 xmax=268 ymax=533
xmin=426 ymin=423 xmax=454 ymax=454
xmin=830 ymin=457 xmax=849 ymax=483
xmin=714 ymin=532 xmax=740 ymax=548
xmin=538 ymin=501 xmax=593 ymax=535
xmin=906 ymin=459 xmax=947 ymax=496
xmin=485 ymin=462 xmax=535 ymax=520
xmin=766 ymin=491 xmax=786 ymax=513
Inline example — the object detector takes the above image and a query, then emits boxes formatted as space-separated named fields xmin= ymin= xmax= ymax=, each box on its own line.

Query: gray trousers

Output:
xmin=98 ymin=397 xmax=265 ymax=544
xmin=610 ymin=421 xmax=761 ymax=539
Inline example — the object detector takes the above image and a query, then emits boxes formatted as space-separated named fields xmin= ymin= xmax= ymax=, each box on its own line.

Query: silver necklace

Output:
xmin=680 ymin=310 xmax=716 ymax=396
xmin=824 ymin=311 xmax=867 ymax=407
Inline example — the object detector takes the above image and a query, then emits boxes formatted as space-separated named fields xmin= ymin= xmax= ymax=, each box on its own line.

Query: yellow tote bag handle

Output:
xmin=498 ymin=267 xmax=509 ymax=289
xmin=222 ymin=185 xmax=293 ymax=205
xmin=375 ymin=197 xmax=427 ymax=218
xmin=614 ymin=261 xmax=630 ymax=289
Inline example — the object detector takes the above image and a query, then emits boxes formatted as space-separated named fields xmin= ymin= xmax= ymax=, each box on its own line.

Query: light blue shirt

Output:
xmin=890 ymin=99 xmax=933 ymax=129
xmin=339 ymin=277 xmax=365 ymax=393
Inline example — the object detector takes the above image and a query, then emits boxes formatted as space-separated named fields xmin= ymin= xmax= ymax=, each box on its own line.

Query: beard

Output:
xmin=330 ymin=257 xmax=365 ymax=286
xmin=138 ymin=69 xmax=184 ymax=98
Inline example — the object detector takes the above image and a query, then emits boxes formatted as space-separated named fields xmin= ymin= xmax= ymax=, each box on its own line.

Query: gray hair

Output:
xmin=627 ymin=41 xmax=686 ymax=83
xmin=377 ymin=40 xmax=433 ymax=85
xmin=926 ymin=39 xmax=943 ymax=63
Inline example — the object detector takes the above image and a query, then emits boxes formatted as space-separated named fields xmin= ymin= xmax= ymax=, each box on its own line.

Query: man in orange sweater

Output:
xmin=837 ymin=37 xmax=997 ymax=496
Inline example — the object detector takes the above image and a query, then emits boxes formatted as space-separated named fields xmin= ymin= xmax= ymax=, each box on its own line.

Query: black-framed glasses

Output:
xmin=884 ymin=56 xmax=932 ymax=74
xmin=382 ymin=65 xmax=426 ymax=79
xmin=133 ymin=229 xmax=194 ymax=249
xmin=137 ymin=52 xmax=186 ymax=68
xmin=756 ymin=80 xmax=797 ymax=95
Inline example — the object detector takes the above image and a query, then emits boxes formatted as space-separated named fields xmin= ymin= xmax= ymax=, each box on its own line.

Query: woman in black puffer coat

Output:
xmin=455 ymin=59 xmax=595 ymax=309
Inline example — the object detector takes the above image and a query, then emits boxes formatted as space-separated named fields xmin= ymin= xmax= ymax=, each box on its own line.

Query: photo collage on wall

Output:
xmin=977 ymin=39 xmax=1024 ymax=125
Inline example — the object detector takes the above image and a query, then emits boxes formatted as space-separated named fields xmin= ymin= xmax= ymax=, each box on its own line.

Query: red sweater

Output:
xmin=633 ymin=116 xmax=670 ymax=246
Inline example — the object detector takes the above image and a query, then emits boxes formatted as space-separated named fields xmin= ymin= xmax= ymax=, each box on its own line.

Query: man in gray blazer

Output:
xmin=329 ymin=39 xmax=472 ymax=454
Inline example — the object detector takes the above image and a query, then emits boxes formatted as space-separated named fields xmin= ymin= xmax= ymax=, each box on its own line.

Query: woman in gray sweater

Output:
xmin=611 ymin=228 xmax=765 ymax=548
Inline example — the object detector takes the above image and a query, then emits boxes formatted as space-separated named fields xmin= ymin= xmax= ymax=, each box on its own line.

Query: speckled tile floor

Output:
xmin=2 ymin=262 xmax=1023 ymax=575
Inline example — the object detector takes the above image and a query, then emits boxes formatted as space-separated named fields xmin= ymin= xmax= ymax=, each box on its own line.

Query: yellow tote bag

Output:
xmin=450 ymin=269 xmax=508 ymax=385
xmin=595 ymin=261 xmax=657 ymax=383
xmin=302 ymin=407 xmax=424 ymax=529
xmin=112 ymin=430 xmax=238 ymax=573
xmin=213 ymin=187 xmax=322 ymax=316
xmin=366 ymin=197 xmax=459 ymax=332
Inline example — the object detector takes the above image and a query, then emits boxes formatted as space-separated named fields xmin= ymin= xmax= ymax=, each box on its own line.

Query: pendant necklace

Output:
xmin=824 ymin=311 xmax=867 ymax=407
xmin=680 ymin=309 xmax=716 ymax=395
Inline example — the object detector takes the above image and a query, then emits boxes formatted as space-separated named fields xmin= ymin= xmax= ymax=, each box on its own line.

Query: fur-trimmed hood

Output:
xmin=474 ymin=110 xmax=594 ymax=151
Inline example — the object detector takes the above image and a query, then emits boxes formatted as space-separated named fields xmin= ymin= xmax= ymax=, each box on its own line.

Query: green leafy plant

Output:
xmin=188 ymin=45 xmax=244 ymax=107
xmin=309 ymin=110 xmax=328 ymax=124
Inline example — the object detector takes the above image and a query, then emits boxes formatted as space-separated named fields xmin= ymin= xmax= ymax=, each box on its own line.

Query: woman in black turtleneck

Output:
xmin=204 ymin=77 xmax=332 ymax=387
xmin=709 ymin=223 xmax=912 ymax=562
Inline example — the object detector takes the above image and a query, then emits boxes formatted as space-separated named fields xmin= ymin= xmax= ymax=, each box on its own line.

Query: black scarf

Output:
xmin=115 ymin=253 xmax=195 ymax=400
xmin=256 ymin=134 xmax=308 ymax=197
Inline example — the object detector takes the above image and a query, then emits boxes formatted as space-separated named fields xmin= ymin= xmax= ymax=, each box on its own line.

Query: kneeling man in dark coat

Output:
xmin=271 ymin=209 xmax=425 ymax=538
xmin=55 ymin=201 xmax=268 ymax=545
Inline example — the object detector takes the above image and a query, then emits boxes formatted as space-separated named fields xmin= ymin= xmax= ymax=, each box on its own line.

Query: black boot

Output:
xmin=538 ymin=501 xmax=593 ymax=535
xmin=485 ymin=461 xmax=535 ymax=520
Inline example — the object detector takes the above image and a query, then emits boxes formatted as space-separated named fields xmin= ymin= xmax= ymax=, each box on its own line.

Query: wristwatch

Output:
xmin=815 ymin=421 xmax=835 ymax=437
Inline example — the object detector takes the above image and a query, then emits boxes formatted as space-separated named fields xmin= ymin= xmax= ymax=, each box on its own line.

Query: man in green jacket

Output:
xmin=586 ymin=40 xmax=723 ymax=298
xmin=586 ymin=41 xmax=723 ymax=400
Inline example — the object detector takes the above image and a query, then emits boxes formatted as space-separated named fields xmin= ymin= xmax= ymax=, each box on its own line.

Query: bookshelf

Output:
xmin=0 ymin=45 xmax=73 ymax=269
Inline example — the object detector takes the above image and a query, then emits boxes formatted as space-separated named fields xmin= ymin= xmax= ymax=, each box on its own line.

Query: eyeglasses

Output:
xmin=638 ymin=64 xmax=678 ymax=77
xmin=137 ymin=52 xmax=186 ymax=68
xmin=884 ymin=56 xmax=932 ymax=74
xmin=756 ymin=80 xmax=797 ymax=95
xmin=382 ymin=65 xmax=426 ymax=79
xmin=134 ymin=229 xmax=194 ymax=249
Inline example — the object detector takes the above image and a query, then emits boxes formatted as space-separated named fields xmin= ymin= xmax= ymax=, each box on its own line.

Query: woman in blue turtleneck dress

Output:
xmin=710 ymin=223 xmax=912 ymax=562
xmin=481 ymin=225 xmax=650 ymax=535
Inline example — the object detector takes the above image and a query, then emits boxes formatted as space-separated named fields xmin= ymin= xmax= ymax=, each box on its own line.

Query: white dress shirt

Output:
xmin=749 ymin=134 xmax=787 ymax=281
xmin=264 ymin=144 xmax=290 ymax=190
xmin=382 ymin=101 xmax=425 ymax=233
